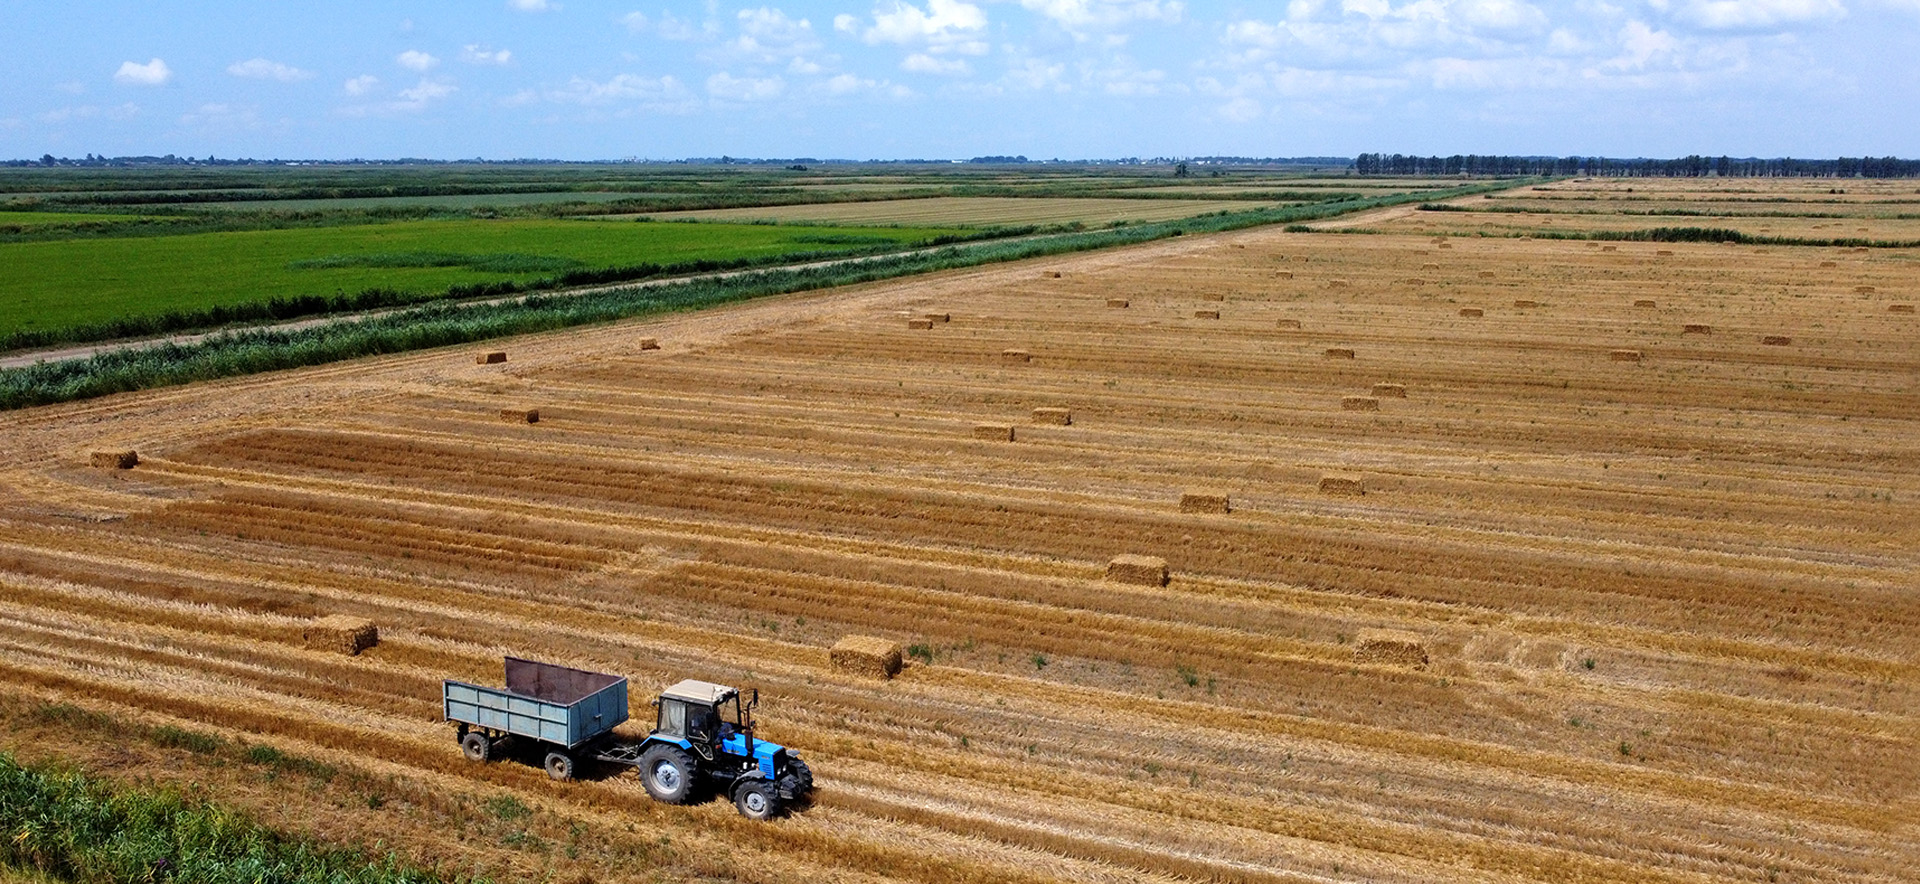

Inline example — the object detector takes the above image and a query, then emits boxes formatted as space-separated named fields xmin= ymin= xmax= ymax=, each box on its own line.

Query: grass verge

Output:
xmin=0 ymin=181 xmax=1516 ymax=410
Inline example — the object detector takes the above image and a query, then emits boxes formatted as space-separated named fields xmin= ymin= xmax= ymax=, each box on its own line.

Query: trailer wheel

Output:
xmin=544 ymin=751 xmax=575 ymax=782
xmin=460 ymin=732 xmax=491 ymax=763
xmin=734 ymin=780 xmax=780 ymax=821
xmin=639 ymin=744 xmax=696 ymax=805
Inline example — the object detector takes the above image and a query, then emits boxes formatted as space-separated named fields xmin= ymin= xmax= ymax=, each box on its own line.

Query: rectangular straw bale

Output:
xmin=1107 ymin=555 xmax=1169 ymax=586
xmin=1682 ymin=324 xmax=1712 ymax=335
xmin=1405 ymin=278 xmax=1426 ymax=286
xmin=1421 ymin=262 xmax=1440 ymax=270
xmin=501 ymin=408 xmax=540 ymax=423
xmin=1478 ymin=271 xmax=1496 ymax=279
xmin=1458 ymin=308 xmax=1483 ymax=317
xmin=1274 ymin=270 xmax=1294 ymax=279
xmin=1178 ymin=491 xmax=1230 ymax=514
xmin=1293 ymin=256 xmax=1310 ymax=262
xmin=1371 ymin=383 xmax=1406 ymax=398
xmin=1855 ymin=285 xmax=1877 ymax=294
xmin=638 ymin=338 xmax=661 ymax=350
xmin=1341 ymin=396 xmax=1380 ymax=411
xmin=1202 ymin=293 xmax=1225 ymax=302
xmin=1327 ymin=279 xmax=1350 ymax=288
xmin=907 ymin=318 xmax=935 ymax=330
xmin=1585 ymin=242 xmax=1599 ymax=248
xmin=1609 ymin=349 xmax=1643 ymax=362
xmin=90 ymin=450 xmax=139 ymax=470
xmin=923 ymin=312 xmax=951 ymax=323
xmin=1277 ymin=319 xmax=1302 ymax=329
xmin=1854 ymin=247 xmax=1871 ymax=254
xmin=1513 ymin=299 xmax=1541 ymax=308
xmin=476 ymin=351 xmax=507 ymax=365
xmin=1819 ymin=261 xmax=1837 ymax=268
xmin=1437 ymin=243 xmax=1453 ymax=249
xmin=302 ymin=615 xmax=379 ymax=656
xmin=1194 ymin=309 xmax=1220 ymax=320
xmin=1633 ymin=299 xmax=1657 ymax=308
xmin=1031 ymin=407 xmax=1072 ymax=426
xmin=1044 ymin=270 xmax=1063 ymax=278
xmin=1106 ymin=298 xmax=1130 ymax=308
xmin=1318 ymin=474 xmax=1365 ymax=496
xmin=1890 ymin=304 xmax=1916 ymax=314
xmin=1324 ymin=347 xmax=1356 ymax=359
xmin=973 ymin=424 xmax=1015 ymax=441
xmin=1656 ymin=250 xmax=1674 ymax=256
xmin=1353 ymin=628 xmax=1429 ymax=669
xmin=1001 ymin=349 xmax=1032 ymax=364
xmin=1601 ymin=245 xmax=1617 ymax=252
xmin=830 ymin=636 xmax=903 ymax=679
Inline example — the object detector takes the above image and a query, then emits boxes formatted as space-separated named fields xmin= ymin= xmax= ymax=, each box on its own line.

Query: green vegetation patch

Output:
xmin=0 ymin=751 xmax=467 ymax=884
xmin=0 ymin=218 xmax=967 ymax=339
xmin=0 ymin=211 xmax=152 ymax=229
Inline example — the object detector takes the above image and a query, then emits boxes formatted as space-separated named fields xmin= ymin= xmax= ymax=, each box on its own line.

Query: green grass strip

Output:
xmin=0 ymin=750 xmax=466 ymax=884
xmin=0 ymin=181 xmax=1517 ymax=410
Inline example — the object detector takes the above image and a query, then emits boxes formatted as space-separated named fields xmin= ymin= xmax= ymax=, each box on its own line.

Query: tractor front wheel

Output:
xmin=460 ymin=732 xmax=491 ymax=763
xmin=734 ymin=780 xmax=780 ymax=820
xmin=639 ymin=744 xmax=697 ymax=805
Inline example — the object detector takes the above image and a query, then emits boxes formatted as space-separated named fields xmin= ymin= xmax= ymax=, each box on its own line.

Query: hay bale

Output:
xmin=1585 ymin=242 xmax=1599 ymax=248
xmin=1277 ymin=319 xmax=1303 ymax=330
xmin=1421 ymin=262 xmax=1440 ymax=270
xmin=1819 ymin=261 xmax=1838 ymax=268
xmin=1890 ymin=304 xmax=1916 ymax=314
xmin=1202 ymin=293 xmax=1225 ymax=302
xmin=476 ymin=351 xmax=507 ymax=365
xmin=923 ymin=312 xmax=951 ymax=323
xmin=1458 ymin=308 xmax=1483 ymax=317
xmin=1437 ymin=243 xmax=1453 ymax=250
xmin=1513 ymin=299 xmax=1541 ymax=308
xmin=1656 ymin=250 xmax=1674 ymax=256
xmin=1854 ymin=247 xmax=1871 ymax=254
xmin=1372 ymin=383 xmax=1406 ymax=398
xmin=1324 ymin=347 xmax=1356 ymax=359
xmin=302 ymin=616 xmax=378 ymax=656
xmin=1341 ymin=396 xmax=1380 ymax=412
xmin=1405 ymin=278 xmax=1426 ymax=286
xmin=1352 ymin=628 xmax=1428 ymax=669
xmin=1762 ymin=335 xmax=1793 ymax=346
xmin=1001 ymin=349 xmax=1032 ymax=364
xmin=1633 ymin=299 xmax=1657 ymax=308
xmin=1478 ymin=271 xmax=1496 ymax=279
xmin=973 ymin=424 xmax=1015 ymax=441
xmin=907 ymin=318 xmax=935 ymax=330
xmin=1318 ymin=474 xmax=1365 ymax=496
xmin=1609 ymin=349 xmax=1643 ymax=362
xmin=90 ymin=450 xmax=139 ymax=470
xmin=1194 ymin=309 xmax=1220 ymax=320
xmin=1682 ymin=324 xmax=1712 ymax=335
xmin=1044 ymin=270 xmax=1063 ymax=279
xmin=1293 ymin=256 xmax=1310 ymax=263
xmin=1107 ymin=298 xmax=1131 ymax=308
xmin=638 ymin=338 xmax=661 ymax=351
xmin=830 ymin=635 xmax=903 ymax=679
xmin=501 ymin=408 xmax=540 ymax=423
xmin=1178 ymin=491 xmax=1230 ymax=515
xmin=1107 ymin=554 xmax=1169 ymax=586
xmin=1032 ymin=407 xmax=1072 ymax=426
xmin=1600 ymin=245 xmax=1617 ymax=252
xmin=1855 ymin=285 xmax=1877 ymax=294
xmin=1274 ymin=270 xmax=1294 ymax=279
xmin=1328 ymin=279 xmax=1350 ymax=289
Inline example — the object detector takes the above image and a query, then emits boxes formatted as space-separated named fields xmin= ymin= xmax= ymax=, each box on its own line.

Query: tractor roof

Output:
xmin=660 ymin=679 xmax=735 ymax=705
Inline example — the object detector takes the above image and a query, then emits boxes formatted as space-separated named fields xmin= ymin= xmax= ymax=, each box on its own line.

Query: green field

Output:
xmin=0 ymin=218 xmax=966 ymax=338
xmin=0 ymin=211 xmax=152 ymax=227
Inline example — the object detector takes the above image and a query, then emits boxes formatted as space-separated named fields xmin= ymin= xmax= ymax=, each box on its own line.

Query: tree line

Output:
xmin=1354 ymin=153 xmax=1920 ymax=178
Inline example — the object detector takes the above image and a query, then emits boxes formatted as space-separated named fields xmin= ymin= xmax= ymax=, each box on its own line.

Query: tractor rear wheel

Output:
xmin=734 ymin=780 xmax=780 ymax=820
xmin=544 ymin=751 xmax=575 ymax=782
xmin=639 ymin=744 xmax=697 ymax=805
xmin=460 ymin=732 xmax=491 ymax=763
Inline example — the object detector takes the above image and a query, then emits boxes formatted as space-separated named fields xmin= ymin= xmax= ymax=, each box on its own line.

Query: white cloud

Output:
xmin=1667 ymin=0 xmax=1845 ymax=30
xmin=548 ymin=73 xmax=691 ymax=106
xmin=1217 ymin=95 xmax=1262 ymax=122
xmin=656 ymin=11 xmax=704 ymax=39
xmin=227 ymin=58 xmax=314 ymax=82
xmin=462 ymin=45 xmax=514 ymax=65
xmin=396 ymin=78 xmax=456 ymax=107
xmin=113 ymin=58 xmax=172 ymax=86
xmin=722 ymin=7 xmax=823 ymax=64
xmin=397 ymin=50 xmax=439 ymax=71
xmin=707 ymin=72 xmax=786 ymax=100
xmin=1605 ymin=20 xmax=1681 ymax=70
xmin=902 ymin=53 xmax=971 ymax=73
xmin=344 ymin=75 xmax=380 ymax=96
xmin=509 ymin=0 xmax=557 ymax=11
xmin=854 ymin=0 xmax=989 ymax=54
xmin=620 ymin=11 xmax=650 ymax=32
xmin=179 ymin=102 xmax=261 ymax=129
xmin=820 ymin=73 xmax=907 ymax=95
xmin=1017 ymin=0 xmax=1184 ymax=34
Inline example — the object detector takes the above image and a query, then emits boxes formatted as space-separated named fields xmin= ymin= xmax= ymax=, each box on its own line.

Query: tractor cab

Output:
xmin=654 ymin=679 xmax=752 ymax=759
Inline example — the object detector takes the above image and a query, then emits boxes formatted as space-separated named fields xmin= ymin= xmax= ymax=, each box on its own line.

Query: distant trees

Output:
xmin=1353 ymin=153 xmax=1920 ymax=178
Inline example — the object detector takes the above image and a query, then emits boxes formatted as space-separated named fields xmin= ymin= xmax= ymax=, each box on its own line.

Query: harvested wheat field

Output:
xmin=1 ymin=209 xmax=1917 ymax=884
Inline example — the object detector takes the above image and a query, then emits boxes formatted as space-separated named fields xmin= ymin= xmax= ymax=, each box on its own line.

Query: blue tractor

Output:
xmin=445 ymin=658 xmax=813 ymax=819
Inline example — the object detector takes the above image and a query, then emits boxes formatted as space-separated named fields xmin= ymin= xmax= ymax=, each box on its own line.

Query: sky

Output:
xmin=3 ymin=0 xmax=1917 ymax=161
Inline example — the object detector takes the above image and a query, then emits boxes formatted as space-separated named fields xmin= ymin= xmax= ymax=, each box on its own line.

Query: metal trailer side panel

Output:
xmin=443 ymin=671 xmax=629 ymax=748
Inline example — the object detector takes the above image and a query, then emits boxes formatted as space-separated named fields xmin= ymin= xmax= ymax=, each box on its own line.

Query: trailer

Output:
xmin=445 ymin=657 xmax=813 ymax=819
